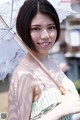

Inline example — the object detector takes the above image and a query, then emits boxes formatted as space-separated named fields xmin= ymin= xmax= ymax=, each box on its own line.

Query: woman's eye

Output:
xmin=31 ymin=27 xmax=40 ymax=31
xmin=48 ymin=26 xmax=56 ymax=30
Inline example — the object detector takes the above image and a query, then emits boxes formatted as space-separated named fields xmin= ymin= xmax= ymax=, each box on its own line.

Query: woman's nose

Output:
xmin=41 ymin=29 xmax=49 ymax=39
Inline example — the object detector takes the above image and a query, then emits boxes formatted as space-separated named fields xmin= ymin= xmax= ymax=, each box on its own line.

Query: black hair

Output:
xmin=16 ymin=0 xmax=60 ymax=51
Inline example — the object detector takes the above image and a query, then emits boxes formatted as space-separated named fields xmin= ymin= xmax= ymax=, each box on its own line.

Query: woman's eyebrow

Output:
xmin=31 ymin=25 xmax=40 ymax=27
xmin=47 ymin=23 xmax=55 ymax=26
xmin=31 ymin=23 xmax=55 ymax=27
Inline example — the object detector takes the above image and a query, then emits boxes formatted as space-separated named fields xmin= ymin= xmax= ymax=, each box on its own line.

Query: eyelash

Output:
xmin=48 ymin=26 xmax=56 ymax=30
xmin=31 ymin=26 xmax=56 ymax=31
xmin=31 ymin=28 xmax=40 ymax=31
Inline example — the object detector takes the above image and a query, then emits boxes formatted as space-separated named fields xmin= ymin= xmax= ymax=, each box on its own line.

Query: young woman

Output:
xmin=8 ymin=0 xmax=80 ymax=120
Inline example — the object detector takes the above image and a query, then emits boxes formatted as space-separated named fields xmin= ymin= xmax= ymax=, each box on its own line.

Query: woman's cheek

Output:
xmin=31 ymin=33 xmax=36 ymax=41
xmin=50 ymin=31 xmax=57 ymax=41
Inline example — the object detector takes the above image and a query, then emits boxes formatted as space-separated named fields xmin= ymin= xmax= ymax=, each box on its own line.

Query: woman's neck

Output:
xmin=25 ymin=52 xmax=54 ymax=71
xmin=27 ymin=52 xmax=49 ymax=63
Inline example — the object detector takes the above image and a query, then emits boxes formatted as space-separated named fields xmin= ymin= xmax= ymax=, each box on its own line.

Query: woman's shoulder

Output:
xmin=14 ymin=57 xmax=34 ymax=74
xmin=10 ymin=58 xmax=35 ymax=93
xmin=10 ymin=57 xmax=36 ymax=86
xmin=49 ymin=60 xmax=78 ymax=94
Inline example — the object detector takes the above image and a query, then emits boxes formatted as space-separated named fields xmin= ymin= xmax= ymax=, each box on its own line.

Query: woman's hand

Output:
xmin=36 ymin=93 xmax=80 ymax=120
xmin=59 ymin=93 xmax=80 ymax=116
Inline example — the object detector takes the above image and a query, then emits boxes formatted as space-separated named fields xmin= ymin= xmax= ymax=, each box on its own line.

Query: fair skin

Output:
xmin=31 ymin=13 xmax=57 ymax=55
xmin=24 ymin=13 xmax=80 ymax=119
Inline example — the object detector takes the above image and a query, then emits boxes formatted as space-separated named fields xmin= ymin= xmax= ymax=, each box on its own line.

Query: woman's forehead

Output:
xmin=31 ymin=13 xmax=55 ymax=26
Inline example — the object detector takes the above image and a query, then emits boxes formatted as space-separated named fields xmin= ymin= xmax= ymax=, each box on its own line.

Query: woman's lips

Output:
xmin=38 ymin=41 xmax=50 ymax=48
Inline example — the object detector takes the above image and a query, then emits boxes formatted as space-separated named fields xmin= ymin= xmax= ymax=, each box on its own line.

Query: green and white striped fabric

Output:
xmin=30 ymin=88 xmax=72 ymax=120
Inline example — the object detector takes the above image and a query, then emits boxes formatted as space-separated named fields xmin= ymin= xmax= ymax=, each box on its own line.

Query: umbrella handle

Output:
xmin=0 ymin=16 xmax=68 ymax=95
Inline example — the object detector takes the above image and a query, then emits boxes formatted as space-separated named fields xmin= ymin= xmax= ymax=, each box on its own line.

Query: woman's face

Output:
xmin=30 ymin=13 xmax=57 ymax=54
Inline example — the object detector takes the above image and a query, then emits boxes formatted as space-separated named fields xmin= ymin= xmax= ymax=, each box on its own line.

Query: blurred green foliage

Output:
xmin=74 ymin=80 xmax=80 ymax=94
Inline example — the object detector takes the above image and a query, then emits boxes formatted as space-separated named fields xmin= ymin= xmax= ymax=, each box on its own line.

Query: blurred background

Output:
xmin=0 ymin=0 xmax=80 ymax=119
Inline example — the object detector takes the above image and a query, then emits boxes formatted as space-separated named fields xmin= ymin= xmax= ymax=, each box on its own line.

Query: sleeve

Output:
xmin=8 ymin=66 xmax=34 ymax=120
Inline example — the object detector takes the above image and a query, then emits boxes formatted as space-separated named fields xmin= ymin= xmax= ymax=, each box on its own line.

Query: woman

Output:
xmin=8 ymin=0 xmax=80 ymax=120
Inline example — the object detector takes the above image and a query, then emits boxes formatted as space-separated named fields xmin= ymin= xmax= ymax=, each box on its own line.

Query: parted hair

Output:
xmin=16 ymin=0 xmax=60 ymax=51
